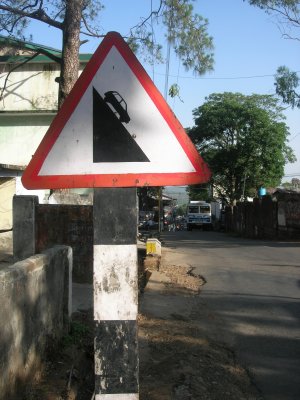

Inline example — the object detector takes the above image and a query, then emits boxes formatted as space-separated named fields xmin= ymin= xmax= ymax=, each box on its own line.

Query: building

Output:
xmin=0 ymin=35 xmax=91 ymax=230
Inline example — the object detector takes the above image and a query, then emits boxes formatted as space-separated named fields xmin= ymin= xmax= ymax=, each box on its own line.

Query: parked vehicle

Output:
xmin=186 ymin=201 xmax=212 ymax=231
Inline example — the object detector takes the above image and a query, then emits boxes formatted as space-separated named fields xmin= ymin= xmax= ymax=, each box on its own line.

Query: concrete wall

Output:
xmin=0 ymin=178 xmax=48 ymax=234
xmin=0 ymin=58 xmax=86 ymax=112
xmin=0 ymin=245 xmax=72 ymax=400
xmin=277 ymin=191 xmax=300 ymax=237
xmin=0 ymin=58 xmax=88 ymax=111
xmin=36 ymin=204 xmax=93 ymax=282
xmin=0 ymin=57 xmax=87 ymax=169
xmin=0 ymin=62 xmax=60 ymax=111
xmin=13 ymin=195 xmax=93 ymax=283
xmin=0 ymin=114 xmax=54 ymax=166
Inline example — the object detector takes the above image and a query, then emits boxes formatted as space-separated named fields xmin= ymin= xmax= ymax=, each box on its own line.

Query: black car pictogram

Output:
xmin=104 ymin=91 xmax=130 ymax=123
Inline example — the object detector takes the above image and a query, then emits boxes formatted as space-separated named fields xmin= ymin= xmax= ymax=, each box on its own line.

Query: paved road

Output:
xmin=161 ymin=230 xmax=300 ymax=400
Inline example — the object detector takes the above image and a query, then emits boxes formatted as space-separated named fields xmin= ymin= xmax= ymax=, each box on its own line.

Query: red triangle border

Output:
xmin=22 ymin=31 xmax=211 ymax=189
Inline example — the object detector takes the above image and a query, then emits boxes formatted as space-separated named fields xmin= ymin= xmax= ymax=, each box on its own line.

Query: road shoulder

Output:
xmin=138 ymin=246 xmax=263 ymax=399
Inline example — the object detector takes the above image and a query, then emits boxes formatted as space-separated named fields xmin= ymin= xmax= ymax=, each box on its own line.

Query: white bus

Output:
xmin=186 ymin=201 xmax=212 ymax=231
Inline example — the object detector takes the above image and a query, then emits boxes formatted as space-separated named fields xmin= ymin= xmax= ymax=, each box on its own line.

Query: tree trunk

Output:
xmin=54 ymin=0 xmax=83 ymax=195
xmin=58 ymin=0 xmax=83 ymax=108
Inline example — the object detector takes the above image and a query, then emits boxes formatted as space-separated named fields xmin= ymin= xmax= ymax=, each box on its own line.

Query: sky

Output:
xmin=27 ymin=0 xmax=299 ymax=181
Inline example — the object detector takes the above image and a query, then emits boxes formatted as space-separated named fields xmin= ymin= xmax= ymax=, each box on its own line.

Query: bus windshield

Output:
xmin=200 ymin=206 xmax=210 ymax=214
xmin=188 ymin=206 xmax=199 ymax=213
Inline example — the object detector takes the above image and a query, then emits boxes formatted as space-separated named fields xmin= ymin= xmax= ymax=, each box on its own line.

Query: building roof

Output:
xmin=0 ymin=34 xmax=92 ymax=63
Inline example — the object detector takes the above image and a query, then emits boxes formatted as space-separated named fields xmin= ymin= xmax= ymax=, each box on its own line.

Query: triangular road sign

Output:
xmin=22 ymin=31 xmax=211 ymax=189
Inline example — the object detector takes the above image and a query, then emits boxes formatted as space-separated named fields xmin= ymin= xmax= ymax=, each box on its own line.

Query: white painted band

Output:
xmin=94 ymin=244 xmax=138 ymax=321
xmin=95 ymin=394 xmax=138 ymax=400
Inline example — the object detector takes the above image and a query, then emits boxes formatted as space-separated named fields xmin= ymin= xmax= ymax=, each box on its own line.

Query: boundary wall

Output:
xmin=13 ymin=195 xmax=92 ymax=282
xmin=0 ymin=245 xmax=72 ymax=399
xmin=224 ymin=194 xmax=300 ymax=239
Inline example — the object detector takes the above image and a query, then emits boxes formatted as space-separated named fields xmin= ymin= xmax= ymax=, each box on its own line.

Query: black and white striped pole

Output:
xmin=93 ymin=187 xmax=139 ymax=399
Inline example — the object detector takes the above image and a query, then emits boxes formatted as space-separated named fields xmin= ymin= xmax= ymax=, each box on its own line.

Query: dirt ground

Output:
xmin=18 ymin=254 xmax=263 ymax=400
xmin=138 ymin=262 xmax=263 ymax=400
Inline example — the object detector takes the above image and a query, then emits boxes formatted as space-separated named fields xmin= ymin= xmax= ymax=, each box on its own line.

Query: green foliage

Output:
xmin=186 ymin=184 xmax=212 ymax=202
xmin=275 ymin=66 xmax=300 ymax=108
xmin=129 ymin=0 xmax=214 ymax=75
xmin=246 ymin=1 xmax=300 ymax=108
xmin=246 ymin=0 xmax=300 ymax=25
xmin=248 ymin=1 xmax=297 ymax=6
xmin=0 ymin=0 xmax=214 ymax=103
xmin=162 ymin=0 xmax=214 ymax=74
xmin=247 ymin=0 xmax=299 ymax=14
xmin=168 ymin=83 xmax=183 ymax=101
xmin=188 ymin=92 xmax=296 ymax=205
xmin=127 ymin=30 xmax=164 ymax=65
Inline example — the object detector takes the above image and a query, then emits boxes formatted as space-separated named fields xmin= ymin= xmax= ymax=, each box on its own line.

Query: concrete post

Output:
xmin=13 ymin=195 xmax=39 ymax=261
xmin=93 ymin=188 xmax=139 ymax=399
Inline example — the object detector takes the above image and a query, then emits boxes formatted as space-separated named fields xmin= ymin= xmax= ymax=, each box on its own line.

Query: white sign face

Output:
xmin=22 ymin=32 xmax=211 ymax=188
xmin=39 ymin=47 xmax=194 ymax=176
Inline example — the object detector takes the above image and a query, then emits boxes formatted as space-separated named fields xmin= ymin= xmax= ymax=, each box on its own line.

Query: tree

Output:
xmin=246 ymin=1 xmax=300 ymax=34
xmin=0 ymin=0 xmax=214 ymax=107
xmin=186 ymin=183 xmax=212 ymax=201
xmin=246 ymin=0 xmax=300 ymax=108
xmin=0 ymin=0 xmax=102 ymax=107
xmin=275 ymin=65 xmax=300 ymax=108
xmin=188 ymin=92 xmax=296 ymax=205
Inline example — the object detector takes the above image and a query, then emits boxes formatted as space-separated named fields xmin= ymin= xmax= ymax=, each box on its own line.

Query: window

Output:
xmin=188 ymin=206 xmax=199 ymax=213
xmin=200 ymin=206 xmax=210 ymax=214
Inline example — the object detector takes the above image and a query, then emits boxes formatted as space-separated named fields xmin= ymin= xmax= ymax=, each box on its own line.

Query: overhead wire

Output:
xmin=154 ymin=70 xmax=300 ymax=81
